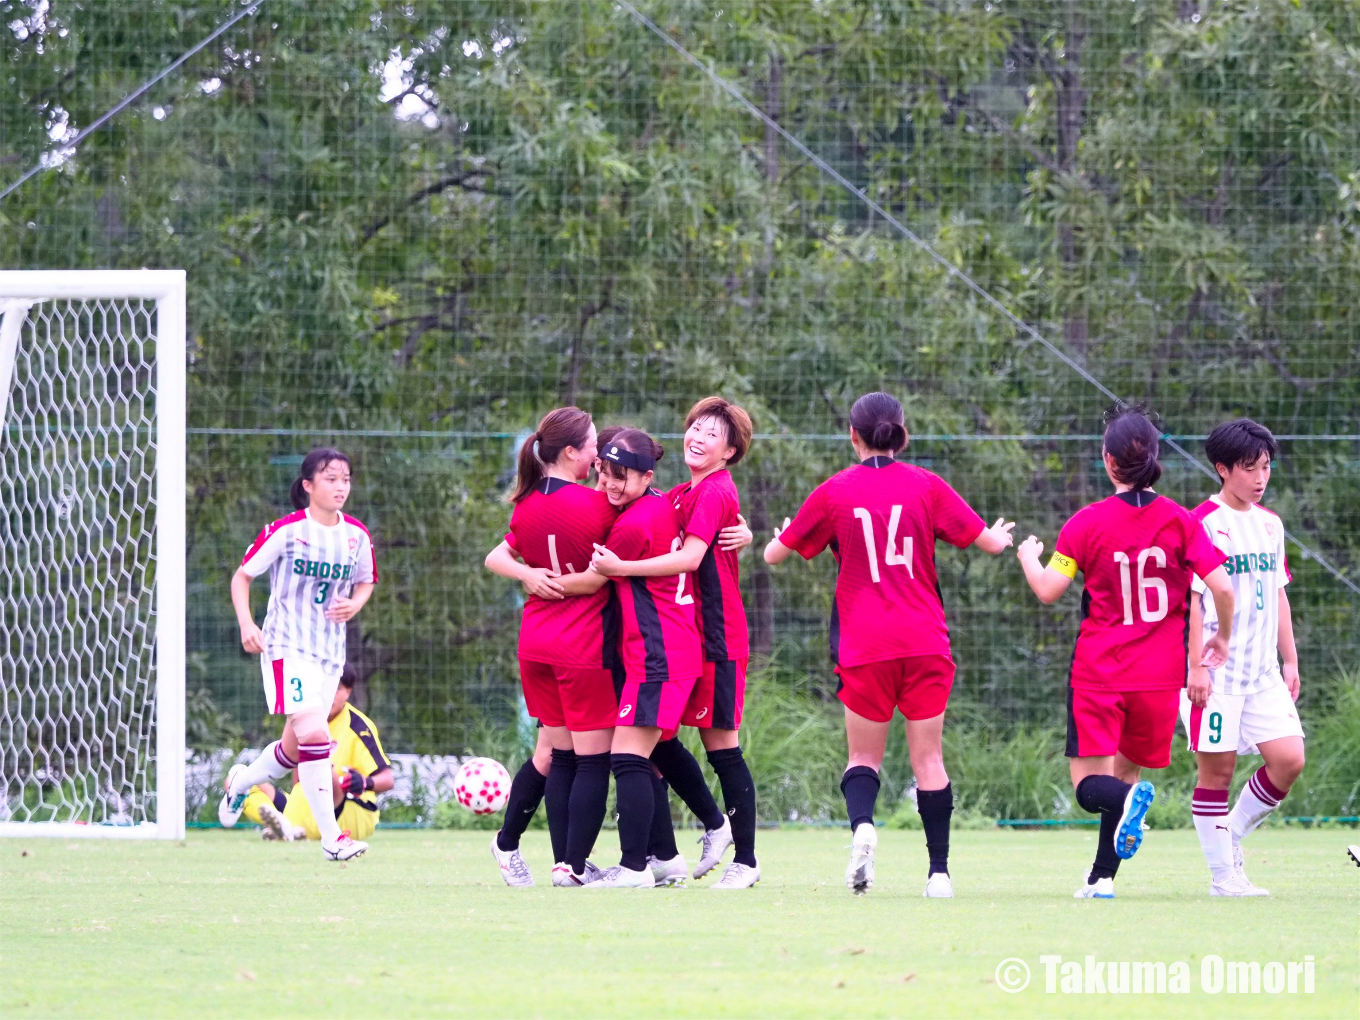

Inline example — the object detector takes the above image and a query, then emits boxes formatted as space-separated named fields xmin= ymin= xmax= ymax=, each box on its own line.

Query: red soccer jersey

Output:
xmin=669 ymin=470 xmax=749 ymax=661
xmin=1052 ymin=491 xmax=1227 ymax=691
xmin=778 ymin=457 xmax=987 ymax=668
xmin=606 ymin=488 xmax=703 ymax=684
xmin=506 ymin=478 xmax=620 ymax=669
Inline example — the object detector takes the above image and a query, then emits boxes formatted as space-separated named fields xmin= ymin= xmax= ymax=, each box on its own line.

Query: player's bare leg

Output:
xmin=842 ymin=708 xmax=889 ymax=894
xmin=906 ymin=712 xmax=954 ymax=897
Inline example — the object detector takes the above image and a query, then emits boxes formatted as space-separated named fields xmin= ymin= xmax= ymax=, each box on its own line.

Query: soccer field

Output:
xmin=3 ymin=828 xmax=1355 ymax=1019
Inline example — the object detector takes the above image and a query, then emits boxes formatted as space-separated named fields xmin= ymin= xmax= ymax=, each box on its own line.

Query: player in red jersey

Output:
xmin=1017 ymin=405 xmax=1235 ymax=899
xmin=764 ymin=393 xmax=1016 ymax=898
xmin=483 ymin=406 xmax=621 ymax=887
xmin=591 ymin=397 xmax=761 ymax=889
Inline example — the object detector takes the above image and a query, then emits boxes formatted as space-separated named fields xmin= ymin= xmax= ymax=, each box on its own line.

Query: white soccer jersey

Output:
xmin=1191 ymin=496 xmax=1289 ymax=695
xmin=240 ymin=508 xmax=377 ymax=674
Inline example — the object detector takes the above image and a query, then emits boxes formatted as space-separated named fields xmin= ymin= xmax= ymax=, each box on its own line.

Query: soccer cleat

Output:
xmin=693 ymin=816 xmax=734 ymax=879
xmin=1074 ymin=876 xmax=1115 ymax=899
xmin=711 ymin=861 xmax=761 ymax=890
xmin=647 ymin=854 xmax=689 ymax=886
xmin=586 ymin=864 xmax=656 ymax=888
xmin=322 ymin=830 xmax=367 ymax=862
xmin=923 ymin=872 xmax=954 ymax=898
xmin=490 ymin=834 xmax=534 ymax=887
xmin=256 ymin=800 xmax=304 ymax=842
xmin=216 ymin=763 xmax=248 ymax=828
xmin=845 ymin=822 xmax=877 ymax=895
xmin=1113 ymin=780 xmax=1156 ymax=859
xmin=1349 ymin=845 xmax=1360 ymax=868
xmin=1210 ymin=871 xmax=1269 ymax=897
xmin=551 ymin=860 xmax=602 ymax=887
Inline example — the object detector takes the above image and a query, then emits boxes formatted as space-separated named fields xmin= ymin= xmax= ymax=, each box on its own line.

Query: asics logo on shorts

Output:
xmin=619 ymin=704 xmax=633 ymax=718
xmin=695 ymin=707 xmax=708 ymax=720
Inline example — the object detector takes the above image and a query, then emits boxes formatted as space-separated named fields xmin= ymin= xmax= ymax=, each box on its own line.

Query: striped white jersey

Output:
xmin=240 ymin=508 xmax=378 ymax=674
xmin=1191 ymin=497 xmax=1290 ymax=695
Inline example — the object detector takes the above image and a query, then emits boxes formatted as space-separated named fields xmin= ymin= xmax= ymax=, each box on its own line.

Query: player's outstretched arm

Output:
xmin=1199 ymin=565 xmax=1234 ymax=669
xmin=230 ymin=567 xmax=264 ymax=654
xmin=763 ymin=517 xmax=795 ymax=565
xmin=972 ymin=516 xmax=1016 ymax=555
xmin=1016 ymin=536 xmax=1072 ymax=605
xmin=591 ymin=534 xmax=707 ymax=577
xmin=1278 ymin=588 xmax=1300 ymax=702
xmin=326 ymin=581 xmax=374 ymax=623
xmin=484 ymin=540 xmax=565 ymax=600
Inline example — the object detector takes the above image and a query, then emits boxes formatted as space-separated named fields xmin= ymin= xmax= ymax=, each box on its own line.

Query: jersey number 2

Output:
xmin=1112 ymin=547 xmax=1168 ymax=624
xmin=853 ymin=507 xmax=913 ymax=583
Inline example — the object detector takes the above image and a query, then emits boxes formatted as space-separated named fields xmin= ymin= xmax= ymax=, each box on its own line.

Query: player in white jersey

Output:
xmin=1181 ymin=420 xmax=1305 ymax=896
xmin=217 ymin=448 xmax=378 ymax=862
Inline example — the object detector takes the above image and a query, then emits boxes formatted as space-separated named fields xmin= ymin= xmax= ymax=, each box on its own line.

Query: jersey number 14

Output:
xmin=853 ymin=506 xmax=914 ymax=584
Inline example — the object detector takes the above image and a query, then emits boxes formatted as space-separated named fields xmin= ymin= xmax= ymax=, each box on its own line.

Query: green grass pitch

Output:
xmin=3 ymin=828 xmax=1356 ymax=1018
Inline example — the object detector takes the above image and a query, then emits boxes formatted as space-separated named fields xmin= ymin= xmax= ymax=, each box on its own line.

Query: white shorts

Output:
xmin=1179 ymin=670 xmax=1305 ymax=756
xmin=260 ymin=654 xmax=341 ymax=716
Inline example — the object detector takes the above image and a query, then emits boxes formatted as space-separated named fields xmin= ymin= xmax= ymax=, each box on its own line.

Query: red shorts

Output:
xmin=1066 ymin=686 xmax=1180 ymax=769
xmin=519 ymin=658 xmax=619 ymax=732
xmin=835 ymin=655 xmax=955 ymax=723
xmin=680 ymin=658 xmax=748 ymax=731
xmin=616 ymin=674 xmax=699 ymax=733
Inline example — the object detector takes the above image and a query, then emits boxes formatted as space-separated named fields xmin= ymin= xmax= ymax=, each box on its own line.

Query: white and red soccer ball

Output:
xmin=453 ymin=757 xmax=511 ymax=815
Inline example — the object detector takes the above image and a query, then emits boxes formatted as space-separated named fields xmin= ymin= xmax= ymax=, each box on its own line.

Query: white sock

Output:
xmin=1191 ymin=787 xmax=1233 ymax=881
xmin=296 ymin=745 xmax=343 ymax=844
xmin=1229 ymin=766 xmax=1285 ymax=843
xmin=229 ymin=740 xmax=296 ymax=796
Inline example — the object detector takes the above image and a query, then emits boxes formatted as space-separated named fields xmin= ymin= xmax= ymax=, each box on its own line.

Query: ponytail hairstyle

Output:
xmin=849 ymin=391 xmax=909 ymax=454
xmin=509 ymin=406 xmax=594 ymax=504
xmin=290 ymin=448 xmax=352 ymax=510
xmin=684 ymin=396 xmax=755 ymax=467
xmin=1102 ymin=403 xmax=1163 ymax=491
xmin=598 ymin=427 xmax=664 ymax=481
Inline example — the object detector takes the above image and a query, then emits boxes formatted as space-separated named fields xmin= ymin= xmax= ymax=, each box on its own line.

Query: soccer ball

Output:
xmin=452 ymin=757 xmax=511 ymax=815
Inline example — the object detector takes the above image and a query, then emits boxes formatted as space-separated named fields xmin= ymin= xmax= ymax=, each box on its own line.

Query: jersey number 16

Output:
xmin=1113 ymin=547 xmax=1168 ymax=624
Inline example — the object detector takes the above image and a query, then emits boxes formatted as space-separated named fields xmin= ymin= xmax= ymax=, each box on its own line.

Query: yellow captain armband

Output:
xmin=1048 ymin=552 xmax=1078 ymax=579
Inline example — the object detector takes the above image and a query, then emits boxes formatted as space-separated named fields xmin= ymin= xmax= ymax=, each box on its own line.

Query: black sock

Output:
xmin=650 ymin=738 xmax=723 ymax=831
xmin=564 ymin=751 xmax=611 ymax=874
xmin=544 ymin=748 xmax=577 ymax=864
xmin=496 ymin=758 xmax=548 ymax=852
xmin=707 ymin=746 xmax=757 ymax=867
xmin=647 ymin=772 xmax=679 ymax=860
xmin=1089 ymin=810 xmax=1123 ymax=882
xmin=916 ymin=783 xmax=953 ymax=876
xmin=1075 ymin=774 xmax=1132 ymax=815
xmin=611 ymin=753 xmax=655 ymax=871
xmin=840 ymin=765 xmax=880 ymax=831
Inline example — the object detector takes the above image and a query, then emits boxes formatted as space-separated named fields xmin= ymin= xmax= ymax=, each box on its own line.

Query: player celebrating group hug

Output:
xmin=218 ymin=393 xmax=1305 ymax=902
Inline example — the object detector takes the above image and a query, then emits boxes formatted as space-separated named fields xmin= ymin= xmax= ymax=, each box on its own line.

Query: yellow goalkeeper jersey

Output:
xmin=330 ymin=703 xmax=390 ymax=807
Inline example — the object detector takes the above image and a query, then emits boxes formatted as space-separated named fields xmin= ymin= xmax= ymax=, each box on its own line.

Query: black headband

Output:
xmin=601 ymin=443 xmax=655 ymax=473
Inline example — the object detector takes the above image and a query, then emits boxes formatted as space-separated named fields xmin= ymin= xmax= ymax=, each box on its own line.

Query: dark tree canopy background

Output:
xmin=3 ymin=1 xmax=1356 ymax=770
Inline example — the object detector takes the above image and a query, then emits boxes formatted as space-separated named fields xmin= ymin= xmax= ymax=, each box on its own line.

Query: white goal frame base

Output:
xmin=0 ymin=270 xmax=186 ymax=840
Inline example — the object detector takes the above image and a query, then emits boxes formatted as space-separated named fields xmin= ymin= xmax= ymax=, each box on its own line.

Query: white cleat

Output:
xmin=923 ymin=872 xmax=954 ymax=898
xmin=322 ymin=830 xmax=367 ymax=862
xmin=712 ymin=860 xmax=761 ymax=889
xmin=648 ymin=854 xmax=689 ymax=886
xmin=1230 ymin=841 xmax=1264 ymax=889
xmin=693 ymin=816 xmax=734 ymax=879
xmin=1211 ymin=871 xmax=1269 ymax=897
xmin=587 ymin=864 xmax=656 ymax=888
xmin=490 ymin=834 xmax=533 ymax=887
xmin=1349 ymin=845 xmax=1360 ymax=868
xmin=846 ymin=822 xmax=877 ymax=895
xmin=217 ymin=763 xmax=248 ymax=828
xmin=256 ymin=800 xmax=305 ymax=842
xmin=1074 ymin=876 xmax=1115 ymax=899
xmin=551 ymin=860 xmax=602 ymax=887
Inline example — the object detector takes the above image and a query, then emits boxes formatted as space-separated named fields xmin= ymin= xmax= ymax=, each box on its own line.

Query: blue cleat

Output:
xmin=1113 ymin=780 xmax=1155 ymax=859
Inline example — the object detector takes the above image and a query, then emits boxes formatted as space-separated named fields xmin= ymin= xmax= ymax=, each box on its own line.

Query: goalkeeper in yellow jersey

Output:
xmin=242 ymin=673 xmax=393 ymax=841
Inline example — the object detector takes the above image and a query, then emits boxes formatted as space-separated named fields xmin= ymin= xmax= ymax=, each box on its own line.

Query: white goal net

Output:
xmin=0 ymin=271 xmax=185 ymax=839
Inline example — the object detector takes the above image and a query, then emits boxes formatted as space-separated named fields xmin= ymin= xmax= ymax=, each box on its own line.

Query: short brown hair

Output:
xmin=684 ymin=396 xmax=754 ymax=467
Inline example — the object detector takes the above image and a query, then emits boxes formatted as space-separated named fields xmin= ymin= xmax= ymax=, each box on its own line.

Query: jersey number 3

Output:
xmin=1112 ymin=547 xmax=1168 ymax=624
xmin=853 ymin=506 xmax=914 ymax=584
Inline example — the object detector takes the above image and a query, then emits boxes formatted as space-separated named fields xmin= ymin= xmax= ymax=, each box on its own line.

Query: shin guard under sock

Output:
xmin=544 ymin=748 xmax=577 ymax=864
xmin=647 ymin=772 xmax=679 ymax=860
xmin=496 ymin=758 xmax=548 ymax=852
xmin=840 ymin=766 xmax=880 ymax=831
xmin=564 ymin=751 xmax=611 ymax=874
xmin=916 ymin=783 xmax=953 ymax=876
xmin=707 ymin=746 xmax=757 ymax=867
xmin=611 ymin=753 xmax=655 ymax=872
xmin=650 ymin=738 xmax=724 ymax=831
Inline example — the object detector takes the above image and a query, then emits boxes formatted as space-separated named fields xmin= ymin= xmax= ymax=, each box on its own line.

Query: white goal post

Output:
xmin=0 ymin=271 xmax=185 ymax=839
